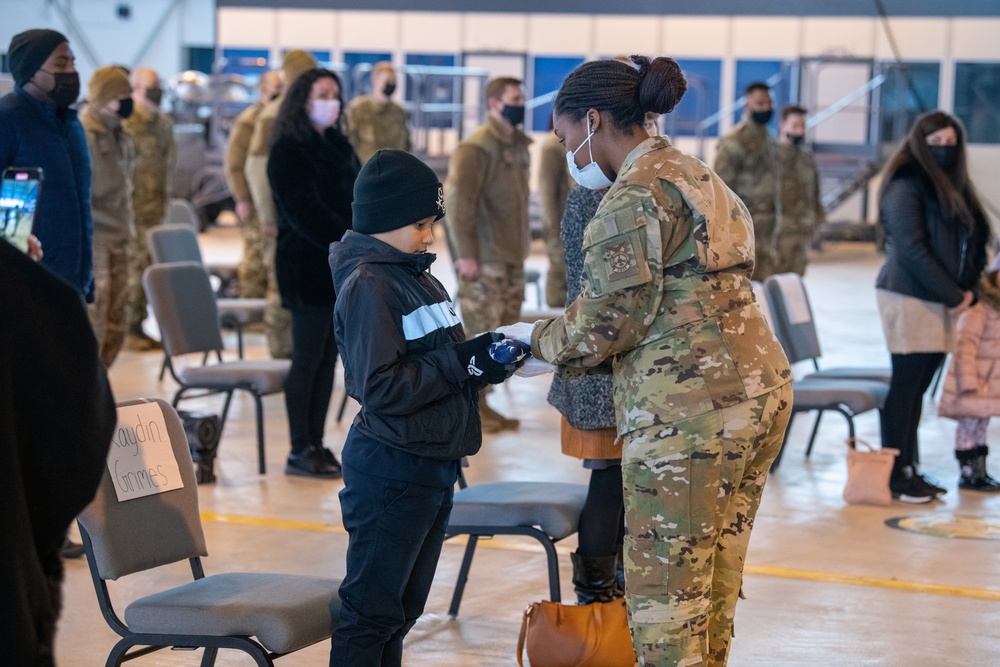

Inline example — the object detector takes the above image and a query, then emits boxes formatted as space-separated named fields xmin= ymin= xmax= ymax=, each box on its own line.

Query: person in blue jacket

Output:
xmin=0 ymin=29 xmax=94 ymax=300
xmin=327 ymin=149 xmax=518 ymax=666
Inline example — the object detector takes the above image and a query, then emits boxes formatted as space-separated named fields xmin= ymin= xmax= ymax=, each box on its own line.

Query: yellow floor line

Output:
xmin=201 ymin=512 xmax=1000 ymax=602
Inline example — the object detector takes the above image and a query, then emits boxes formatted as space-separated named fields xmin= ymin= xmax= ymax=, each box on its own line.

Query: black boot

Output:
xmin=571 ymin=552 xmax=618 ymax=605
xmin=958 ymin=446 xmax=1000 ymax=492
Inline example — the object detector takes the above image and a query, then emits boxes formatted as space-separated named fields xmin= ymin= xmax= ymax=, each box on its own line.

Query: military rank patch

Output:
xmin=604 ymin=239 xmax=639 ymax=281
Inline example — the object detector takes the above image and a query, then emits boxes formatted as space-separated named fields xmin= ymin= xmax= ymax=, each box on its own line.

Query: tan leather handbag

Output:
xmin=843 ymin=439 xmax=900 ymax=506
xmin=516 ymin=598 xmax=635 ymax=667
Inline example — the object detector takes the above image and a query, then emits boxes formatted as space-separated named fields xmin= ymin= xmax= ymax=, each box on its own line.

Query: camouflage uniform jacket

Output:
xmin=123 ymin=106 xmax=174 ymax=225
xmin=245 ymin=97 xmax=282 ymax=226
xmin=532 ymin=136 xmax=791 ymax=442
xmin=224 ymin=101 xmax=263 ymax=203
xmin=776 ymin=142 xmax=825 ymax=234
xmin=346 ymin=97 xmax=411 ymax=164
xmin=713 ymin=117 xmax=778 ymax=221
xmin=81 ymin=106 xmax=134 ymax=241
xmin=444 ymin=116 xmax=531 ymax=265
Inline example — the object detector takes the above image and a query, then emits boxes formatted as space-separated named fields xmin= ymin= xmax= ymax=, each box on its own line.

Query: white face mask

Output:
xmin=566 ymin=118 xmax=614 ymax=190
xmin=309 ymin=98 xmax=340 ymax=129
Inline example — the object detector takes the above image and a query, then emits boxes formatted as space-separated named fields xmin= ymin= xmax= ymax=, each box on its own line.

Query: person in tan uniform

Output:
xmin=772 ymin=105 xmax=825 ymax=275
xmin=346 ymin=61 xmax=411 ymax=165
xmin=445 ymin=76 xmax=530 ymax=431
xmin=122 ymin=67 xmax=174 ymax=351
xmin=225 ymin=70 xmax=283 ymax=298
xmin=537 ymin=126 xmax=573 ymax=307
xmin=245 ymin=50 xmax=317 ymax=359
xmin=714 ymin=82 xmax=779 ymax=281
xmin=82 ymin=66 xmax=135 ymax=368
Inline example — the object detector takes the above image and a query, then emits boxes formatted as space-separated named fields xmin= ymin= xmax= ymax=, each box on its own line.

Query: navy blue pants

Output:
xmin=329 ymin=467 xmax=454 ymax=667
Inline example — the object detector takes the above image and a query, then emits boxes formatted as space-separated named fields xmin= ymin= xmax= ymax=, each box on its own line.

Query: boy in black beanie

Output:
xmin=328 ymin=149 xmax=517 ymax=666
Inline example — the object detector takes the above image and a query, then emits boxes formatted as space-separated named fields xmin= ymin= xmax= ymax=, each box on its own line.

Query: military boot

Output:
xmin=958 ymin=446 xmax=1000 ymax=492
xmin=478 ymin=395 xmax=519 ymax=433
xmin=571 ymin=552 xmax=618 ymax=605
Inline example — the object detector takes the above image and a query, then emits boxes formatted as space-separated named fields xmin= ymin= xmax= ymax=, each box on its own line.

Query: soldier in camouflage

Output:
xmin=123 ymin=67 xmax=174 ymax=351
xmin=346 ymin=61 xmax=411 ymax=165
xmin=445 ymin=76 xmax=531 ymax=431
xmin=245 ymin=50 xmax=317 ymax=359
xmin=225 ymin=71 xmax=283 ymax=299
xmin=506 ymin=57 xmax=792 ymax=666
xmin=773 ymin=105 xmax=825 ymax=276
xmin=714 ymin=82 xmax=779 ymax=281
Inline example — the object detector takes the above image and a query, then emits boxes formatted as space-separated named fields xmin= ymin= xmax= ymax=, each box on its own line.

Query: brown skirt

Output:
xmin=561 ymin=417 xmax=621 ymax=460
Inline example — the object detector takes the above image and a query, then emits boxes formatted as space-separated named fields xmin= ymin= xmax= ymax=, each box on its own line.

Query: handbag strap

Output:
xmin=517 ymin=604 xmax=531 ymax=667
xmin=847 ymin=437 xmax=874 ymax=452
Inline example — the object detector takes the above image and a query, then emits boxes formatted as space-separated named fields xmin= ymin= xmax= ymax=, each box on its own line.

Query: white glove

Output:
xmin=514 ymin=357 xmax=556 ymax=378
xmin=496 ymin=321 xmax=540 ymax=345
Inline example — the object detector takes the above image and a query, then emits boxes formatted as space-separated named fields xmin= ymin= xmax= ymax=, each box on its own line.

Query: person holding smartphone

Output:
xmin=0 ymin=29 xmax=93 ymax=299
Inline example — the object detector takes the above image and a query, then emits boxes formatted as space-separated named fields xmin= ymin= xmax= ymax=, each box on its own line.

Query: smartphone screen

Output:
xmin=1 ymin=167 xmax=44 ymax=253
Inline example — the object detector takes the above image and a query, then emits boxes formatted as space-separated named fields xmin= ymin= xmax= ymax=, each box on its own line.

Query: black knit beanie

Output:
xmin=353 ymin=149 xmax=445 ymax=234
xmin=8 ymin=29 xmax=68 ymax=87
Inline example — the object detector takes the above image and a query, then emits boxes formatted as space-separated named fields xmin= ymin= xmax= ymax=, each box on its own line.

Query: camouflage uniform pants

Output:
xmin=457 ymin=262 xmax=525 ymax=337
xmin=238 ymin=211 xmax=268 ymax=298
xmin=750 ymin=213 xmax=776 ymax=282
xmin=263 ymin=235 xmax=293 ymax=359
xmin=126 ymin=214 xmax=161 ymax=331
xmin=770 ymin=230 xmax=812 ymax=277
xmin=545 ymin=237 xmax=567 ymax=308
xmin=621 ymin=381 xmax=792 ymax=666
xmin=89 ymin=234 xmax=132 ymax=368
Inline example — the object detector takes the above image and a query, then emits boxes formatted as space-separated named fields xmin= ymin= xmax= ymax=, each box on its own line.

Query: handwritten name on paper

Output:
xmin=108 ymin=402 xmax=185 ymax=502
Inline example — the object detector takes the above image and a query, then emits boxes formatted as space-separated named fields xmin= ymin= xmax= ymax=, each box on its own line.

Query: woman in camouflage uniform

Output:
xmin=513 ymin=56 xmax=793 ymax=666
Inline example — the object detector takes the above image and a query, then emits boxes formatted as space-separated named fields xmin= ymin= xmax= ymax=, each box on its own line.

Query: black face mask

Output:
xmin=928 ymin=145 xmax=958 ymax=171
xmin=501 ymin=104 xmax=525 ymax=126
xmin=788 ymin=134 xmax=805 ymax=146
xmin=116 ymin=97 xmax=134 ymax=119
xmin=40 ymin=69 xmax=81 ymax=108
xmin=751 ymin=109 xmax=773 ymax=125
xmin=145 ymin=86 xmax=163 ymax=106
xmin=383 ymin=82 xmax=396 ymax=97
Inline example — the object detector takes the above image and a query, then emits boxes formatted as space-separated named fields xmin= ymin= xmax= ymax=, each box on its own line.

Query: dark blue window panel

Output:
xmin=531 ymin=56 xmax=585 ymax=132
xmin=665 ymin=59 xmax=722 ymax=138
xmin=954 ymin=62 xmax=1000 ymax=145
xmin=733 ymin=59 xmax=784 ymax=131
xmin=343 ymin=51 xmax=393 ymax=99
xmin=185 ymin=47 xmax=214 ymax=75
xmin=878 ymin=62 xmax=940 ymax=143
xmin=221 ymin=48 xmax=269 ymax=78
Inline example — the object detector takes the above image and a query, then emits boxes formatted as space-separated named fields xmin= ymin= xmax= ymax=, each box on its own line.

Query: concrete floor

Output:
xmin=55 ymin=226 xmax=1000 ymax=666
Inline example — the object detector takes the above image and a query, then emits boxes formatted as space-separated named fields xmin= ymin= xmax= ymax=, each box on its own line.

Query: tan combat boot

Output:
xmin=479 ymin=394 xmax=519 ymax=433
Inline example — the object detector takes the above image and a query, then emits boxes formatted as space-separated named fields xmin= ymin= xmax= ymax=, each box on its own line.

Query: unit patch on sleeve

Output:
xmin=603 ymin=238 xmax=640 ymax=281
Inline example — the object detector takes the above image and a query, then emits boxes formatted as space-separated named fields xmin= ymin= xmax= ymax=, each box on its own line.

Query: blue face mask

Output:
xmin=566 ymin=119 xmax=614 ymax=190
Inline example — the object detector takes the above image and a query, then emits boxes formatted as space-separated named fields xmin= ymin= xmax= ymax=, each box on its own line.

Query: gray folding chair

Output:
xmin=147 ymin=224 xmax=264 ymax=360
xmin=764 ymin=273 xmax=892 ymax=385
xmin=78 ymin=398 xmax=340 ymax=666
xmin=752 ymin=281 xmax=888 ymax=469
xmin=443 ymin=460 xmax=589 ymax=617
xmin=144 ymin=262 xmax=289 ymax=474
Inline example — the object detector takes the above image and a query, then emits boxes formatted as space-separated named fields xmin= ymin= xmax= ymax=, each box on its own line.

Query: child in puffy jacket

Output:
xmin=938 ymin=268 xmax=1000 ymax=492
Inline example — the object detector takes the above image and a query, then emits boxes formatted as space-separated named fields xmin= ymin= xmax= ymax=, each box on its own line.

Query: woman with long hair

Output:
xmin=876 ymin=110 xmax=990 ymax=502
xmin=504 ymin=55 xmax=792 ymax=666
xmin=268 ymin=68 xmax=360 ymax=478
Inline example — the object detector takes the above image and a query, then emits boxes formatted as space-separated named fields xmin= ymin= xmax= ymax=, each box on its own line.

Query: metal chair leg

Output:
xmin=448 ymin=536 xmax=479 ymax=617
xmin=538 ymin=536 xmax=562 ymax=602
xmin=336 ymin=392 xmax=350 ymax=423
xmin=158 ymin=353 xmax=168 ymax=382
xmin=199 ymin=647 xmax=218 ymax=667
xmin=219 ymin=390 xmax=235 ymax=429
xmin=804 ymin=410 xmax=825 ymax=458
xmin=770 ymin=411 xmax=797 ymax=472
xmin=251 ymin=391 xmax=266 ymax=475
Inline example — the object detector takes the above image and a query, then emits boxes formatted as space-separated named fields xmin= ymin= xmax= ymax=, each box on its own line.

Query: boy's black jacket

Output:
xmin=330 ymin=230 xmax=482 ymax=460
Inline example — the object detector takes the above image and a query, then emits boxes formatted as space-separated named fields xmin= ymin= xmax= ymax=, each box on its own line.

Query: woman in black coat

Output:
xmin=875 ymin=110 xmax=990 ymax=503
xmin=268 ymin=68 xmax=360 ymax=478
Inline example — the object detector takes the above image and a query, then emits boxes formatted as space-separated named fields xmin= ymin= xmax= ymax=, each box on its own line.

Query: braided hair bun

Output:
xmin=631 ymin=55 xmax=687 ymax=114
